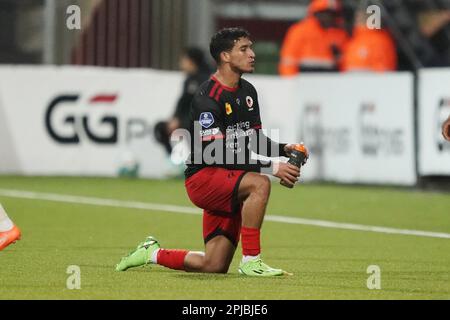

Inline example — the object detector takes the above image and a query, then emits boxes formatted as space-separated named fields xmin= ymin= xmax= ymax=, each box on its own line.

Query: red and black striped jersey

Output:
xmin=185 ymin=76 xmax=287 ymax=178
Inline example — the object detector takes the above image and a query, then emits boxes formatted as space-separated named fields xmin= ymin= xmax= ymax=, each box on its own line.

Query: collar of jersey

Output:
xmin=211 ymin=75 xmax=239 ymax=92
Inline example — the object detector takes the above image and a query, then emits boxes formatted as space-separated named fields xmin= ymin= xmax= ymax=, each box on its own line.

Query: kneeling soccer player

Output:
xmin=116 ymin=27 xmax=307 ymax=276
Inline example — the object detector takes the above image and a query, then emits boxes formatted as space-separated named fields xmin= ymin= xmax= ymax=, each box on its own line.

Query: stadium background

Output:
xmin=0 ymin=0 xmax=449 ymax=300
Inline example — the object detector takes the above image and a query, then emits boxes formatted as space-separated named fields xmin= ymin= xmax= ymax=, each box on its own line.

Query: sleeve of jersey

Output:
xmin=223 ymin=133 xmax=286 ymax=172
xmin=249 ymin=87 xmax=288 ymax=158
xmin=223 ymin=132 xmax=284 ymax=173
xmin=192 ymin=95 xmax=225 ymax=142
xmin=253 ymin=129 xmax=288 ymax=158
xmin=190 ymin=95 xmax=228 ymax=170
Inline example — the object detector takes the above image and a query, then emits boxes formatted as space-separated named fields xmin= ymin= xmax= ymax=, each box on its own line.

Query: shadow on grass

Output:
xmin=172 ymin=273 xmax=241 ymax=281
xmin=172 ymin=272 xmax=296 ymax=281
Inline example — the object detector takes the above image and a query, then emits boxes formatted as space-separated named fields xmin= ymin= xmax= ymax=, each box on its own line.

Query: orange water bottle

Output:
xmin=280 ymin=144 xmax=308 ymax=188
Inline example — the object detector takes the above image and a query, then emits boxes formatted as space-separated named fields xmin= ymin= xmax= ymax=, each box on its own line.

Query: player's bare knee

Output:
xmin=203 ymin=259 xmax=230 ymax=273
xmin=214 ymin=265 xmax=229 ymax=274
xmin=212 ymin=262 xmax=229 ymax=274
xmin=239 ymin=172 xmax=261 ymax=201
xmin=246 ymin=173 xmax=270 ymax=191
xmin=255 ymin=175 xmax=271 ymax=200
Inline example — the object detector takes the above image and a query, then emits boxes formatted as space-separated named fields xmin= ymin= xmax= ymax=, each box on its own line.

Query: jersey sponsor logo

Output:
xmin=200 ymin=127 xmax=220 ymax=137
xmin=246 ymin=96 xmax=254 ymax=111
xmin=226 ymin=128 xmax=255 ymax=140
xmin=199 ymin=112 xmax=214 ymax=128
xmin=226 ymin=121 xmax=254 ymax=140
xmin=225 ymin=103 xmax=233 ymax=115
xmin=227 ymin=121 xmax=250 ymax=131
xmin=200 ymin=127 xmax=224 ymax=141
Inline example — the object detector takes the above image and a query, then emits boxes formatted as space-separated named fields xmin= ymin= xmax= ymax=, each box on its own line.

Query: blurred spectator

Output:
xmin=419 ymin=9 xmax=450 ymax=66
xmin=154 ymin=48 xmax=212 ymax=155
xmin=278 ymin=0 xmax=349 ymax=76
xmin=420 ymin=10 xmax=450 ymax=38
xmin=341 ymin=8 xmax=397 ymax=72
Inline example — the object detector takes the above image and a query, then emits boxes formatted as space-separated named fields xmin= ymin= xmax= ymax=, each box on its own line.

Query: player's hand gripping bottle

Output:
xmin=280 ymin=144 xmax=308 ymax=189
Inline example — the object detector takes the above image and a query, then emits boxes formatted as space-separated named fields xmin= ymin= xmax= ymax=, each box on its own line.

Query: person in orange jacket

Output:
xmin=279 ymin=0 xmax=349 ymax=76
xmin=341 ymin=9 xmax=397 ymax=72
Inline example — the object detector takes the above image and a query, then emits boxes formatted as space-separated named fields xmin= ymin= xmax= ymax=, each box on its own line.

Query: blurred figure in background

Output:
xmin=341 ymin=8 xmax=397 ymax=72
xmin=0 ymin=204 xmax=21 ymax=251
xmin=154 ymin=48 xmax=212 ymax=155
xmin=419 ymin=9 xmax=450 ymax=67
xmin=278 ymin=0 xmax=349 ymax=76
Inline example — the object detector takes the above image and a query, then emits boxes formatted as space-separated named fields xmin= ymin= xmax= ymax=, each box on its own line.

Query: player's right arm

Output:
xmin=190 ymin=94 xmax=224 ymax=141
xmin=272 ymin=162 xmax=300 ymax=187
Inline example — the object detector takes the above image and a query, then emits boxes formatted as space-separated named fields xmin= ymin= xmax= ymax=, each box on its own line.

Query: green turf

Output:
xmin=0 ymin=176 xmax=449 ymax=299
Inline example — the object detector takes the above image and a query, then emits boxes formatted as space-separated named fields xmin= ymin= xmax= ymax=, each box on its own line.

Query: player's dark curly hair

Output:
xmin=209 ymin=27 xmax=251 ymax=64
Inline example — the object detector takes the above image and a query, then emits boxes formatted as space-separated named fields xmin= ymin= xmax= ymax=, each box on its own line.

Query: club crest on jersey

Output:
xmin=236 ymin=98 xmax=241 ymax=105
xmin=199 ymin=112 xmax=214 ymax=128
xmin=246 ymin=96 xmax=254 ymax=111
xmin=225 ymin=102 xmax=233 ymax=115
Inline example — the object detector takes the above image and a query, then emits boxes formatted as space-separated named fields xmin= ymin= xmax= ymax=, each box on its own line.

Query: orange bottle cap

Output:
xmin=294 ymin=144 xmax=307 ymax=153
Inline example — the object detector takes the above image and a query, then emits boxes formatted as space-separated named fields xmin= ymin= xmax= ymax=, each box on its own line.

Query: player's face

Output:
xmin=228 ymin=37 xmax=255 ymax=73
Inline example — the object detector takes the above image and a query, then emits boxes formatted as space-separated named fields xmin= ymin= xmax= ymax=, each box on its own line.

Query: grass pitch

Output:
xmin=0 ymin=176 xmax=449 ymax=299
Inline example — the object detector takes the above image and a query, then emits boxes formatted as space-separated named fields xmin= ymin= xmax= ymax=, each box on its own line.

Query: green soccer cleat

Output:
xmin=238 ymin=258 xmax=292 ymax=277
xmin=115 ymin=236 xmax=160 ymax=271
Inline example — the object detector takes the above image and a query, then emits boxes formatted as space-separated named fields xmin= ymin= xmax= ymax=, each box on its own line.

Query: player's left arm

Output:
xmin=250 ymin=86 xmax=302 ymax=159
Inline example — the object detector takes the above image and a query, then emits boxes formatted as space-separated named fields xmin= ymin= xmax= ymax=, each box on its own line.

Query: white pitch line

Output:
xmin=1 ymin=188 xmax=449 ymax=240
xmin=0 ymin=188 xmax=200 ymax=215
xmin=264 ymin=215 xmax=450 ymax=239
